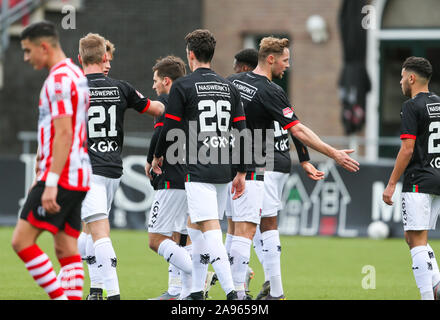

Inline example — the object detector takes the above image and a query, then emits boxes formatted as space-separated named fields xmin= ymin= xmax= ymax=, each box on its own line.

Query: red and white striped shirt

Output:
xmin=37 ymin=58 xmax=91 ymax=191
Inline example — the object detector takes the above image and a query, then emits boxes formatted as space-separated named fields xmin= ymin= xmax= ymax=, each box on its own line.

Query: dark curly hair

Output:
xmin=185 ymin=29 xmax=216 ymax=63
xmin=402 ymin=56 xmax=432 ymax=81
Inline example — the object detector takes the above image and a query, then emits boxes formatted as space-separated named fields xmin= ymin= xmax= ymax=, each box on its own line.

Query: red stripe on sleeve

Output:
xmin=233 ymin=116 xmax=246 ymax=122
xmin=165 ymin=113 xmax=182 ymax=122
xmin=283 ymin=120 xmax=300 ymax=130
xmin=154 ymin=122 xmax=164 ymax=128
xmin=141 ymin=99 xmax=151 ymax=114
xmin=400 ymin=134 xmax=416 ymax=140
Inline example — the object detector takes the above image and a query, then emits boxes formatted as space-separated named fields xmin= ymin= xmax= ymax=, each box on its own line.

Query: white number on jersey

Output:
xmin=198 ymin=100 xmax=231 ymax=132
xmin=428 ymin=121 xmax=440 ymax=154
xmin=88 ymin=105 xmax=117 ymax=138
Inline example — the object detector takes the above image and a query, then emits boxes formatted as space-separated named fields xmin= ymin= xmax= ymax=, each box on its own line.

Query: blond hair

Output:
xmin=258 ymin=37 xmax=289 ymax=61
xmin=105 ymin=39 xmax=115 ymax=59
xmin=79 ymin=33 xmax=106 ymax=66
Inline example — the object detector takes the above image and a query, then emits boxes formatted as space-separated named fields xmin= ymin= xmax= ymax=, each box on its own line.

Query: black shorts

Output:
xmin=20 ymin=181 xmax=87 ymax=238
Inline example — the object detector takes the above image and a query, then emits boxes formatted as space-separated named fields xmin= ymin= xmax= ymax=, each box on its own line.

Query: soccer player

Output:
xmin=103 ymin=39 xmax=115 ymax=77
xmin=145 ymin=56 xmax=192 ymax=300
xmin=232 ymin=48 xmax=258 ymax=74
xmin=152 ymin=29 xmax=247 ymax=300
xmin=78 ymin=33 xmax=164 ymax=300
xmin=228 ymin=36 xmax=358 ymax=300
xmin=11 ymin=21 xmax=91 ymax=300
xmin=226 ymin=47 xmax=324 ymax=299
xmin=383 ymin=56 xmax=440 ymax=300
xmin=77 ymin=37 xmax=115 ymax=296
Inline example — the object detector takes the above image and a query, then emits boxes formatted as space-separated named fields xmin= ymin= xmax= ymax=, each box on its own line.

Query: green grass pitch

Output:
xmin=0 ymin=226 xmax=427 ymax=300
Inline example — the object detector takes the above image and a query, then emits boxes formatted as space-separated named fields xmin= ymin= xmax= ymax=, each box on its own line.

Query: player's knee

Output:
xmin=11 ymin=237 xmax=22 ymax=253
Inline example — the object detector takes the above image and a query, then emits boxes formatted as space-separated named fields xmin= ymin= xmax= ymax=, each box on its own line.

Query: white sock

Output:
xmin=94 ymin=237 xmax=119 ymax=297
xmin=225 ymin=233 xmax=233 ymax=254
xmin=262 ymin=230 xmax=283 ymax=297
xmin=179 ymin=245 xmax=193 ymax=299
xmin=203 ymin=229 xmax=235 ymax=295
xmin=411 ymin=245 xmax=434 ymax=300
xmin=158 ymin=239 xmax=192 ymax=274
xmin=78 ymin=232 xmax=87 ymax=259
xmin=167 ymin=263 xmax=182 ymax=296
xmin=253 ymin=227 xmax=268 ymax=282
xmin=85 ymin=234 xmax=102 ymax=290
xmin=187 ymin=228 xmax=209 ymax=293
xmin=427 ymin=243 xmax=440 ymax=287
xmin=230 ymin=235 xmax=252 ymax=293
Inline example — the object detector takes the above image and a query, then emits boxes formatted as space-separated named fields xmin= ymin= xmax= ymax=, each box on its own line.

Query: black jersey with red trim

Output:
xmin=227 ymin=72 xmax=300 ymax=174
xmin=86 ymin=73 xmax=151 ymax=179
xmin=271 ymin=120 xmax=310 ymax=173
xmin=400 ymin=92 xmax=440 ymax=194
xmin=148 ymin=94 xmax=186 ymax=190
xmin=154 ymin=68 xmax=247 ymax=184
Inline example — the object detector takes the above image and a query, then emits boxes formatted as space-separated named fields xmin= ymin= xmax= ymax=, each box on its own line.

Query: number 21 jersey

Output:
xmin=86 ymin=73 xmax=151 ymax=178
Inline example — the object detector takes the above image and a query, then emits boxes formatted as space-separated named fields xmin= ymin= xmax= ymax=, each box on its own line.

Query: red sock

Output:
xmin=58 ymin=255 xmax=84 ymax=300
xmin=17 ymin=244 xmax=66 ymax=300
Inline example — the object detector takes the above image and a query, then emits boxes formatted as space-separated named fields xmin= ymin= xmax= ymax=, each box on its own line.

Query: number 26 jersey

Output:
xmin=86 ymin=73 xmax=151 ymax=178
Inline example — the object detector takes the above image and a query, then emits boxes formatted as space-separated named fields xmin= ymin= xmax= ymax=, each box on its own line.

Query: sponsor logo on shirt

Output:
xmin=231 ymin=80 xmax=258 ymax=101
xmin=283 ymin=107 xmax=294 ymax=119
xmin=427 ymin=103 xmax=440 ymax=118
xmin=89 ymin=87 xmax=120 ymax=102
xmin=195 ymin=82 xmax=230 ymax=97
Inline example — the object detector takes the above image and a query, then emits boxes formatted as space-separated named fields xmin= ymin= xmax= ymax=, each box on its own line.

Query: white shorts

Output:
xmin=402 ymin=192 xmax=440 ymax=231
xmin=262 ymin=171 xmax=289 ymax=218
xmin=148 ymin=189 xmax=188 ymax=237
xmin=185 ymin=182 xmax=228 ymax=223
xmin=225 ymin=180 xmax=264 ymax=225
xmin=81 ymin=174 xmax=121 ymax=223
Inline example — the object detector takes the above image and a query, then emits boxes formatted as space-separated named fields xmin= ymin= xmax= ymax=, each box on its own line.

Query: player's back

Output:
xmin=228 ymin=71 xmax=299 ymax=172
xmin=168 ymin=67 xmax=244 ymax=184
xmin=86 ymin=73 xmax=150 ymax=179
xmin=401 ymin=92 xmax=440 ymax=194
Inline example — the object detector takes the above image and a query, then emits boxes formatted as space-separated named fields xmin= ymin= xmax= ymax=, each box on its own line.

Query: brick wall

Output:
xmin=203 ymin=0 xmax=346 ymax=141
xmin=0 ymin=0 xmax=202 ymax=155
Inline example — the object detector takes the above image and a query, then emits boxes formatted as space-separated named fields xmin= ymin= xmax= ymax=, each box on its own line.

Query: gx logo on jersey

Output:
xmin=90 ymin=140 xmax=119 ymax=153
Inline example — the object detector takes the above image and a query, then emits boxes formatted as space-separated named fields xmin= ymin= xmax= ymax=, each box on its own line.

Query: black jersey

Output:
xmin=154 ymin=68 xmax=247 ymax=184
xmin=86 ymin=73 xmax=150 ymax=178
xmin=401 ymin=92 xmax=440 ymax=194
xmin=227 ymin=72 xmax=301 ymax=175
xmin=147 ymin=94 xmax=186 ymax=190
xmin=271 ymin=120 xmax=310 ymax=173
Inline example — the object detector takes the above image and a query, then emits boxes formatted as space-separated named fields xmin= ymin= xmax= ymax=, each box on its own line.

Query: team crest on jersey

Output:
xmin=283 ymin=107 xmax=294 ymax=119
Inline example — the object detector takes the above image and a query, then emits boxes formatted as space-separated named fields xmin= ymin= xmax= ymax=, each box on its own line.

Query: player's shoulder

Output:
xmin=157 ymin=93 xmax=169 ymax=105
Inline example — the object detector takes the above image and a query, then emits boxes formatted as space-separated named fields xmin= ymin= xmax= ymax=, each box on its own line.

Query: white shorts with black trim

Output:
xmin=81 ymin=174 xmax=121 ymax=223
xmin=225 ymin=180 xmax=264 ymax=225
xmin=148 ymin=189 xmax=188 ymax=237
xmin=185 ymin=182 xmax=228 ymax=223
xmin=401 ymin=192 xmax=440 ymax=231
xmin=262 ymin=171 xmax=289 ymax=218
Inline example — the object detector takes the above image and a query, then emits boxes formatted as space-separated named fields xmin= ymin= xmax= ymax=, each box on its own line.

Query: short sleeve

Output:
xmin=261 ymin=87 xmax=300 ymax=130
xmin=400 ymin=101 xmax=418 ymax=140
xmin=121 ymin=80 xmax=150 ymax=113
xmin=166 ymin=81 xmax=186 ymax=122
xmin=47 ymin=73 xmax=74 ymax=118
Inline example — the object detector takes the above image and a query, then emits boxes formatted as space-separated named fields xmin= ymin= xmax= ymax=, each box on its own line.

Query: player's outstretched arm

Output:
xmin=145 ymin=100 xmax=165 ymax=117
xmin=289 ymin=123 xmax=359 ymax=173
xmin=383 ymin=138 xmax=415 ymax=205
